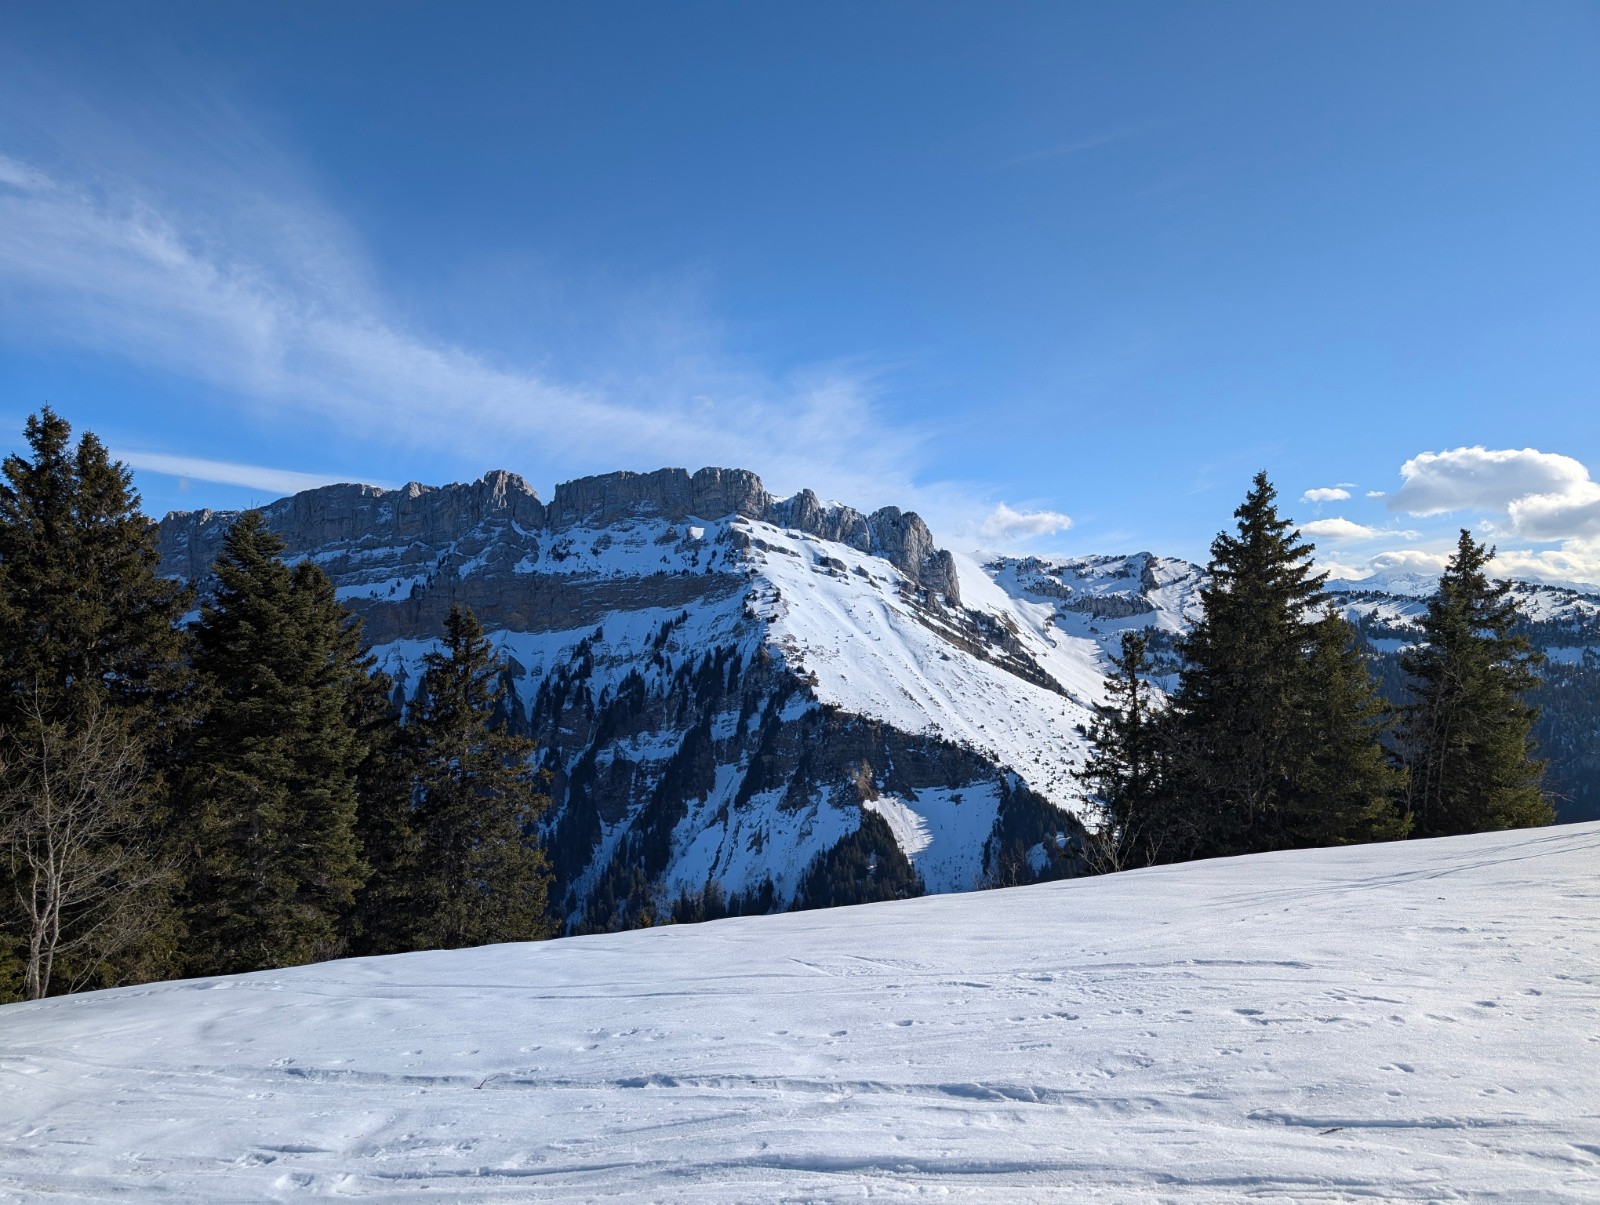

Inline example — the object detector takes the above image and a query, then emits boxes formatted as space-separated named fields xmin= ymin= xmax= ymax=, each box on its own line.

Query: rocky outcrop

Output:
xmin=354 ymin=573 xmax=744 ymax=646
xmin=156 ymin=470 xmax=545 ymax=584
xmin=768 ymin=489 xmax=873 ymax=552
xmin=866 ymin=507 xmax=961 ymax=603
xmin=1061 ymin=592 xmax=1155 ymax=619
xmin=157 ymin=465 xmax=962 ymax=611
xmin=544 ymin=471 xmax=958 ymax=602
xmin=546 ymin=467 xmax=771 ymax=530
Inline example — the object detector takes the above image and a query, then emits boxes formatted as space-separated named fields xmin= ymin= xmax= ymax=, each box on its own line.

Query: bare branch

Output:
xmin=0 ymin=694 xmax=171 ymax=999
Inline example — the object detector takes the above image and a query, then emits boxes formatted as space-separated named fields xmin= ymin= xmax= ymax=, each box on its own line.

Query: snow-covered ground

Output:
xmin=5 ymin=824 xmax=1599 ymax=1202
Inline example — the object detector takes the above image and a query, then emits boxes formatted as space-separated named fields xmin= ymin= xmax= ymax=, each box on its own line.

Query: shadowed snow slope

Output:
xmin=5 ymin=823 xmax=1600 ymax=1201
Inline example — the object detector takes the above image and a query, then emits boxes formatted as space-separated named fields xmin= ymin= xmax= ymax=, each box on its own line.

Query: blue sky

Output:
xmin=2 ymin=1 xmax=1598 ymax=581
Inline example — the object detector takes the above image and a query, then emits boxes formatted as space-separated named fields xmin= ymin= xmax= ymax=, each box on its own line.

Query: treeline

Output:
xmin=2 ymin=410 xmax=1561 ymax=996
xmin=0 ymin=410 xmax=554 ymax=1002
xmin=1077 ymin=472 xmax=1552 ymax=871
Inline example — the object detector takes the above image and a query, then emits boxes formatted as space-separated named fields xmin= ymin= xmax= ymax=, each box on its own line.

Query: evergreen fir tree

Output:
xmin=1281 ymin=612 xmax=1409 ymax=847
xmin=1164 ymin=472 xmax=1330 ymax=857
xmin=407 ymin=605 xmax=555 ymax=950
xmin=1400 ymin=530 xmax=1552 ymax=837
xmin=1163 ymin=472 xmax=1405 ymax=857
xmin=0 ymin=408 xmax=190 ymax=997
xmin=179 ymin=512 xmax=369 ymax=975
xmin=1075 ymin=630 xmax=1170 ymax=870
xmin=0 ymin=407 xmax=190 ymax=724
xmin=345 ymin=667 xmax=423 ymax=957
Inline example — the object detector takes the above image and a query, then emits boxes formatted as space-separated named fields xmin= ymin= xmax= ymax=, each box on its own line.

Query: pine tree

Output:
xmin=1400 ymin=530 xmax=1552 ymax=837
xmin=1075 ymin=629 xmax=1170 ymax=870
xmin=0 ymin=408 xmax=190 ymax=997
xmin=1281 ymin=612 xmax=1409 ymax=847
xmin=408 ymin=605 xmax=554 ymax=950
xmin=1162 ymin=472 xmax=1405 ymax=857
xmin=1164 ymin=472 xmax=1331 ymax=857
xmin=345 ymin=667 xmax=423 ymax=957
xmin=0 ymin=408 xmax=190 ymax=725
xmin=179 ymin=512 xmax=369 ymax=975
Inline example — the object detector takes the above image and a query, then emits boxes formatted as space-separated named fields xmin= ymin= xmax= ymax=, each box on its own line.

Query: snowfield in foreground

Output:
xmin=5 ymin=825 xmax=1600 ymax=1202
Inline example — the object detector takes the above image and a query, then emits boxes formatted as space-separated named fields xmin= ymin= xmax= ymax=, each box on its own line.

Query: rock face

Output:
xmin=546 ymin=467 xmax=770 ymax=531
xmin=159 ymin=466 xmax=960 ymax=610
xmin=157 ymin=471 xmax=547 ymax=587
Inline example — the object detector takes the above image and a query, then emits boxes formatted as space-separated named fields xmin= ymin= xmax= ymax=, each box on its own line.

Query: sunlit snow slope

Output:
xmin=5 ymin=823 xmax=1598 ymax=1202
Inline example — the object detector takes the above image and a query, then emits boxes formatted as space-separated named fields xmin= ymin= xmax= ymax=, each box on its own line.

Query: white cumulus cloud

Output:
xmin=1367 ymin=548 xmax=1453 ymax=574
xmin=978 ymin=503 xmax=1073 ymax=542
xmin=1327 ymin=541 xmax=1600 ymax=592
xmin=1312 ymin=444 xmax=1600 ymax=586
xmin=1301 ymin=487 xmax=1351 ymax=504
xmin=1386 ymin=446 xmax=1600 ymax=545
xmin=1389 ymin=447 xmax=1590 ymax=518
xmin=1300 ymin=517 xmax=1420 ymax=543
xmin=1490 ymin=539 xmax=1600 ymax=584
xmin=1508 ymin=481 xmax=1600 ymax=542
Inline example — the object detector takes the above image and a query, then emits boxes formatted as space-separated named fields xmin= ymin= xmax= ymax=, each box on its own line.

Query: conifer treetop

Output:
xmin=1203 ymin=470 xmax=1327 ymax=610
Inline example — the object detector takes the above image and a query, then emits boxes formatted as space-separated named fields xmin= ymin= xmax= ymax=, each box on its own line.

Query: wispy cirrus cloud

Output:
xmin=0 ymin=31 xmax=988 ymax=527
xmin=1000 ymin=130 xmax=1127 ymax=168
xmin=116 ymin=451 xmax=388 ymax=497
xmin=0 ymin=145 xmax=928 ymax=511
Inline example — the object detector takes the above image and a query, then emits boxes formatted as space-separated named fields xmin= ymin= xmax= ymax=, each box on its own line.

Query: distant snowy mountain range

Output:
xmin=155 ymin=468 xmax=1600 ymax=926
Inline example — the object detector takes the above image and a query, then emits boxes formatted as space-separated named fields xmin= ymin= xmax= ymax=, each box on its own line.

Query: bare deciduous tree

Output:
xmin=0 ymin=699 xmax=169 ymax=1000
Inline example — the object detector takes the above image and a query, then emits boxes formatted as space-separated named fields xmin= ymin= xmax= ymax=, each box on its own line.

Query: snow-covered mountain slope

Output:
xmin=155 ymin=467 xmax=1600 ymax=922
xmin=6 ymin=822 xmax=1598 ymax=1201
xmin=1330 ymin=577 xmax=1600 ymax=663
xmin=157 ymin=469 xmax=1132 ymax=925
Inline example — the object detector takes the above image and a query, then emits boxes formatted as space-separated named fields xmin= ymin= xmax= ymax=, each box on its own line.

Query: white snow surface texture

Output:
xmin=5 ymin=823 xmax=1599 ymax=1202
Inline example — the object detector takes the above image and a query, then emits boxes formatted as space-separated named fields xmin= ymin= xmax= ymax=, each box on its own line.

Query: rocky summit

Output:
xmin=156 ymin=468 xmax=1600 ymax=929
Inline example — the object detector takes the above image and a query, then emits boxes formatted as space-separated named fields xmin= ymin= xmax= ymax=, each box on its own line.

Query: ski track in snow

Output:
xmin=5 ymin=824 xmax=1600 ymax=1201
